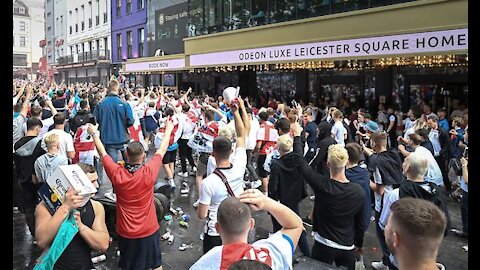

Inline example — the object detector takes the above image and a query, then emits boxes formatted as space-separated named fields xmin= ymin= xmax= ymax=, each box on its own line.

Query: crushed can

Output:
xmin=181 ymin=214 xmax=190 ymax=222
xmin=179 ymin=220 xmax=189 ymax=228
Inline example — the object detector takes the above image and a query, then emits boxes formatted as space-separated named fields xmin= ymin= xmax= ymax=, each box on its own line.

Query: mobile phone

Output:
xmin=291 ymin=100 xmax=298 ymax=107
xmin=463 ymin=147 xmax=468 ymax=158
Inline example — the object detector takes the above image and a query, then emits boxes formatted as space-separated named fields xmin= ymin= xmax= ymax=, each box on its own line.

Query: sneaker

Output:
xmin=180 ymin=182 xmax=189 ymax=194
xmin=250 ymin=180 xmax=263 ymax=189
xmin=177 ymin=171 xmax=188 ymax=177
xmin=302 ymin=217 xmax=313 ymax=227
xmin=372 ymin=261 xmax=389 ymax=270
xmin=168 ymin=179 xmax=176 ymax=190
xmin=190 ymin=167 xmax=197 ymax=176
xmin=193 ymin=200 xmax=200 ymax=208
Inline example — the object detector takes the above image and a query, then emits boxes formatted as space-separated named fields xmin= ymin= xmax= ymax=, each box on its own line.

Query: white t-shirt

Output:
xmin=331 ymin=121 xmax=347 ymax=146
xmin=199 ymin=147 xmax=247 ymax=236
xmin=206 ymin=146 xmax=236 ymax=176
xmin=190 ymin=231 xmax=294 ymax=270
xmin=246 ymin=117 xmax=260 ymax=150
xmin=42 ymin=129 xmax=75 ymax=158
xmin=23 ymin=116 xmax=55 ymax=138
xmin=415 ymin=146 xmax=443 ymax=186
xmin=373 ymin=167 xmax=393 ymax=213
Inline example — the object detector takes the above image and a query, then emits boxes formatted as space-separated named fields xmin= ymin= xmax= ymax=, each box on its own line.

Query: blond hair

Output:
xmin=327 ymin=144 xmax=349 ymax=171
xmin=277 ymin=134 xmax=293 ymax=154
xmin=44 ymin=133 xmax=60 ymax=149
xmin=218 ymin=125 xmax=236 ymax=141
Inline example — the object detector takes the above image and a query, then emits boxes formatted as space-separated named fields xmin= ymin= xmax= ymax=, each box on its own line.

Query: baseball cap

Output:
xmin=364 ymin=121 xmax=379 ymax=133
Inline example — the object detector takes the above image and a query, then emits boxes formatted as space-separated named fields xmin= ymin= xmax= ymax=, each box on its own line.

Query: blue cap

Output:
xmin=364 ymin=121 xmax=379 ymax=133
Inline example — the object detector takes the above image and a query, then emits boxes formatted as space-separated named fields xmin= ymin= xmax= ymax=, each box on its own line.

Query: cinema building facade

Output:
xmin=123 ymin=0 xmax=467 ymax=114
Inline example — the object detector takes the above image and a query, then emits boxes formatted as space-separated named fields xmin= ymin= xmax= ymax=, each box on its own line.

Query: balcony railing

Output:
xmin=59 ymin=50 xmax=110 ymax=64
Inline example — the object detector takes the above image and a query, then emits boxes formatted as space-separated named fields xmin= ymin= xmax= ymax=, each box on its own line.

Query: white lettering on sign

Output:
xmin=125 ymin=58 xmax=185 ymax=72
xmin=190 ymin=28 xmax=468 ymax=66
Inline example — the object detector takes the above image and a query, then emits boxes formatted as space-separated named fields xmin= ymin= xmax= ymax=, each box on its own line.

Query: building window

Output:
xmin=70 ymin=26 xmax=72 ymax=34
xmin=116 ymin=0 xmax=121 ymax=17
xmin=20 ymin=36 xmax=26 ymax=47
xmin=81 ymin=21 xmax=85 ymax=30
xmin=47 ymin=12 xmax=51 ymax=17
xmin=20 ymin=21 xmax=25 ymax=31
xmin=127 ymin=31 xmax=132 ymax=58
xmin=19 ymin=7 xmax=25 ymax=14
xmin=127 ymin=0 xmax=132 ymax=14
xmin=13 ymin=54 xmax=27 ymax=66
xmin=117 ymin=33 xmax=122 ymax=61
xmin=47 ymin=26 xmax=52 ymax=32
xmin=104 ymin=12 xmax=107 ymax=23
xmin=75 ymin=23 xmax=78 ymax=32
xmin=137 ymin=0 xmax=144 ymax=10
xmin=89 ymin=18 xmax=92 ymax=28
xmin=138 ymin=28 xmax=144 ymax=57
xmin=96 ymin=15 xmax=100 ymax=25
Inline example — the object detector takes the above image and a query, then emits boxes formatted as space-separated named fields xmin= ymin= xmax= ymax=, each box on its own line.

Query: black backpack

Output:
xmin=399 ymin=181 xmax=451 ymax=236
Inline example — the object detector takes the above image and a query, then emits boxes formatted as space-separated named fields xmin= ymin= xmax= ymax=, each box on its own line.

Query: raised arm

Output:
xmin=291 ymin=122 xmax=328 ymax=192
xmin=232 ymin=103 xmax=246 ymax=148
xmin=87 ymin=124 xmax=107 ymax=158
xmin=35 ymin=188 xmax=86 ymax=249
xmin=238 ymin=97 xmax=250 ymax=138
xmin=20 ymin=84 xmax=33 ymax=118
xmin=15 ymin=81 xmax=27 ymax=100
xmin=239 ymin=189 xmax=302 ymax=251
xmin=156 ymin=118 xmax=174 ymax=157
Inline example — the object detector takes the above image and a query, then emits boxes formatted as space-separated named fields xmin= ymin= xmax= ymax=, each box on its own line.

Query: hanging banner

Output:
xmin=190 ymin=28 xmax=468 ymax=66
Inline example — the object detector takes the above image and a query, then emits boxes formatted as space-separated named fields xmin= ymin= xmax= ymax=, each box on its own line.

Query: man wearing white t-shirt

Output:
xmin=42 ymin=113 xmax=75 ymax=160
xmin=23 ymin=101 xmax=58 ymax=138
xmin=331 ymin=109 xmax=347 ymax=146
xmin=197 ymin=97 xmax=250 ymax=254
xmin=190 ymin=190 xmax=302 ymax=270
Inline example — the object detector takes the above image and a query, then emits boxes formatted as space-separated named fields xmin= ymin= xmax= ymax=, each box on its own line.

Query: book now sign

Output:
xmin=190 ymin=28 xmax=468 ymax=66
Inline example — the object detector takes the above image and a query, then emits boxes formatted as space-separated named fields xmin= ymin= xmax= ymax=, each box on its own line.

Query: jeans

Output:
xmin=461 ymin=190 xmax=468 ymax=235
xmin=271 ymin=203 xmax=311 ymax=257
xmin=105 ymin=143 xmax=127 ymax=163
xmin=246 ymin=150 xmax=259 ymax=181
xmin=375 ymin=211 xmax=393 ymax=268
xmin=311 ymin=241 xmax=355 ymax=270
xmin=178 ymin=139 xmax=196 ymax=173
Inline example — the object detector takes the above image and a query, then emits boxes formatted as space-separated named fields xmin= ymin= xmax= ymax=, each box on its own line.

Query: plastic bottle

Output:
xmin=91 ymin=254 xmax=106 ymax=264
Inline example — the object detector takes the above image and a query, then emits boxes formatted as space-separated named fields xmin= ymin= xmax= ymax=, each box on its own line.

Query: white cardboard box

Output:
xmin=46 ymin=164 xmax=97 ymax=206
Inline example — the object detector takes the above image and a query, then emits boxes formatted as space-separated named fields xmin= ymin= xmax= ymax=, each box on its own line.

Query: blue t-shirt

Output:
xmin=439 ymin=118 xmax=449 ymax=131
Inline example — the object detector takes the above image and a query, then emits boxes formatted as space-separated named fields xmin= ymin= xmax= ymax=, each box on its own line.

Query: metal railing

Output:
xmin=59 ymin=50 xmax=110 ymax=64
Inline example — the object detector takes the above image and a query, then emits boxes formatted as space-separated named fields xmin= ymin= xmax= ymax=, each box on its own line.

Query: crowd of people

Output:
xmin=12 ymin=78 xmax=468 ymax=270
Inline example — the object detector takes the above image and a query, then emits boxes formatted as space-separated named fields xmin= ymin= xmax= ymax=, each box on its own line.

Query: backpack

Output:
xmin=399 ymin=181 xmax=451 ymax=236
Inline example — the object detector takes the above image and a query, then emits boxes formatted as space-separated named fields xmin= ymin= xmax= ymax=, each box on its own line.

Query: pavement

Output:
xmin=13 ymin=152 xmax=469 ymax=270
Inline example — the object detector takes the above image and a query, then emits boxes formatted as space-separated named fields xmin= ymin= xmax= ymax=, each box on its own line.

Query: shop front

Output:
xmin=122 ymin=54 xmax=186 ymax=90
xmin=182 ymin=0 xmax=467 ymax=113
